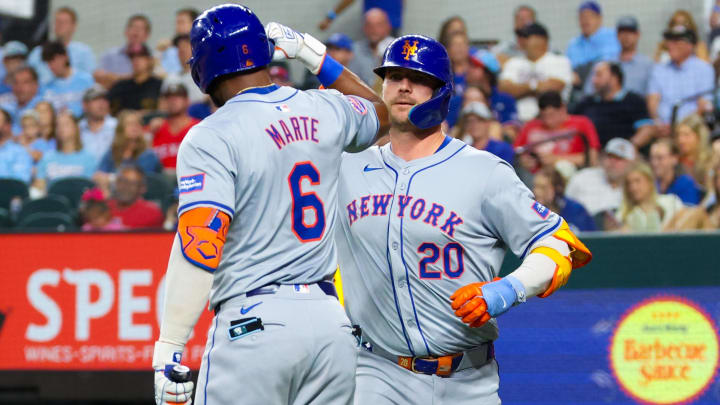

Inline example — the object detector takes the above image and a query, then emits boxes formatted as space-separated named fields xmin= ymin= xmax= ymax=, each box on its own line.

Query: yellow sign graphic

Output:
xmin=402 ymin=40 xmax=418 ymax=60
xmin=610 ymin=297 xmax=719 ymax=404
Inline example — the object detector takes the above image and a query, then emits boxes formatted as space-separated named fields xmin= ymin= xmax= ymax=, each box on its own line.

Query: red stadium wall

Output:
xmin=0 ymin=232 xmax=214 ymax=371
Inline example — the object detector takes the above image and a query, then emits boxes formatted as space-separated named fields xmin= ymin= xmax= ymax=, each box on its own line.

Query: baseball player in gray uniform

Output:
xmin=335 ymin=35 xmax=592 ymax=404
xmin=151 ymin=5 xmax=389 ymax=405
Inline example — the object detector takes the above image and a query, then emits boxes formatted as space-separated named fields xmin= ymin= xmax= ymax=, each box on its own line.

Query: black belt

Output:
xmin=215 ymin=281 xmax=338 ymax=315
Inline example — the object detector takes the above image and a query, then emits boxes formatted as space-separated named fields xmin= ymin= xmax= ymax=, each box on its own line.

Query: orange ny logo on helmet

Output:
xmin=402 ymin=40 xmax=419 ymax=60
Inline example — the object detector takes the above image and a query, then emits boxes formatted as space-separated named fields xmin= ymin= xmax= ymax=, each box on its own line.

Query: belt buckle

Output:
xmin=410 ymin=356 xmax=436 ymax=374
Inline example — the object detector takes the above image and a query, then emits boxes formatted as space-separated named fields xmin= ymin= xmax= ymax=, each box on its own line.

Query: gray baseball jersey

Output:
xmin=336 ymin=136 xmax=563 ymax=357
xmin=175 ymin=84 xmax=379 ymax=309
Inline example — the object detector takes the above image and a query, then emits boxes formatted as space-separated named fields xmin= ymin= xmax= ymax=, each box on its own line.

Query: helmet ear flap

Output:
xmin=408 ymin=82 xmax=452 ymax=129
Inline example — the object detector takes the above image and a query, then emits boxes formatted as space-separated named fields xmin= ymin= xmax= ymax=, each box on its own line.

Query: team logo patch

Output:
xmin=532 ymin=201 xmax=550 ymax=219
xmin=294 ymin=284 xmax=310 ymax=294
xmin=172 ymin=351 xmax=182 ymax=363
xmin=179 ymin=173 xmax=205 ymax=194
xmin=347 ymin=96 xmax=367 ymax=115
xmin=275 ymin=104 xmax=291 ymax=112
xmin=402 ymin=40 xmax=419 ymax=60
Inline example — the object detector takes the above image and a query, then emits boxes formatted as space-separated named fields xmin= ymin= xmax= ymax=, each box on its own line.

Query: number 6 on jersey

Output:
xmin=288 ymin=161 xmax=326 ymax=242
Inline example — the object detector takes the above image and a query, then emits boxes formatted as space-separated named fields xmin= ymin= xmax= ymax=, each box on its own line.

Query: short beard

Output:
xmin=391 ymin=115 xmax=416 ymax=132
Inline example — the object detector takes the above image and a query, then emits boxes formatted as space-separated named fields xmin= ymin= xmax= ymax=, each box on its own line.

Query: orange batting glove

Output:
xmin=450 ymin=278 xmax=500 ymax=328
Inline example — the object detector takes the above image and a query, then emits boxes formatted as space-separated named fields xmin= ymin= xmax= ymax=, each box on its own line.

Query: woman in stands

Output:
xmin=617 ymin=163 xmax=686 ymax=232
xmin=31 ymin=111 xmax=97 ymax=195
xmin=675 ymin=114 xmax=712 ymax=188
xmin=34 ymin=101 xmax=57 ymax=150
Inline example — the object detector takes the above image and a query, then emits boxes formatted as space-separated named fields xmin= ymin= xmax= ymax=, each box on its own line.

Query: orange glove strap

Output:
xmin=552 ymin=220 xmax=592 ymax=269
xmin=177 ymin=207 xmax=231 ymax=272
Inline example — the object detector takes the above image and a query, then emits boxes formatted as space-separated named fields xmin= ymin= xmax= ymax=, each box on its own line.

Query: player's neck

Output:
xmin=389 ymin=126 xmax=445 ymax=162
xmin=212 ymin=69 xmax=273 ymax=107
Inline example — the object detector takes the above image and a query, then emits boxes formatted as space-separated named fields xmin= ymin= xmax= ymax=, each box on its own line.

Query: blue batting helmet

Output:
xmin=188 ymin=4 xmax=273 ymax=93
xmin=374 ymin=35 xmax=453 ymax=129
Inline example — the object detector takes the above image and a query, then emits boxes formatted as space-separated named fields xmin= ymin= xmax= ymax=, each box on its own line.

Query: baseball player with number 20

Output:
xmin=151 ymin=4 xmax=389 ymax=405
xmin=335 ymin=35 xmax=593 ymax=403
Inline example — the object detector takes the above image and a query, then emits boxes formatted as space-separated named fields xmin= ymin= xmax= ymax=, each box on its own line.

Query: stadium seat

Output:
xmin=0 ymin=178 xmax=29 ymax=211
xmin=144 ymin=173 xmax=172 ymax=208
xmin=47 ymin=177 xmax=96 ymax=209
xmin=17 ymin=195 xmax=73 ymax=224
xmin=16 ymin=212 xmax=77 ymax=231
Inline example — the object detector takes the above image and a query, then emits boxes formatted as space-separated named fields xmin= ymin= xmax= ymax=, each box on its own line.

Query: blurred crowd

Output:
xmin=1 ymin=1 xmax=720 ymax=234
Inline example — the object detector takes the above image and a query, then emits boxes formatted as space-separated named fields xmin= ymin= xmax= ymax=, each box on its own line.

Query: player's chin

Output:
xmin=390 ymin=105 xmax=412 ymax=120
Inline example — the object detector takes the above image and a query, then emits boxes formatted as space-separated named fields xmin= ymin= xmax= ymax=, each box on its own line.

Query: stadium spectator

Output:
xmin=32 ymin=111 xmax=96 ymax=194
xmin=675 ymin=114 xmax=712 ymax=186
xmin=615 ymin=16 xmax=654 ymax=96
xmin=655 ymin=10 xmax=709 ymax=62
xmin=96 ymin=110 xmax=162 ymax=178
xmin=566 ymin=138 xmax=635 ymax=224
xmin=1 ymin=65 xmax=43 ymax=134
xmin=79 ymin=188 xmax=125 ymax=231
xmin=28 ymin=7 xmax=96 ymax=85
xmin=350 ymin=8 xmax=395 ymax=86
xmin=566 ymin=1 xmax=620 ymax=70
xmin=447 ymin=32 xmax=471 ymax=95
xmin=41 ymin=41 xmax=94 ymax=117
xmin=0 ymin=41 xmax=28 ymax=99
xmin=79 ymin=86 xmax=117 ymax=162
xmin=572 ymin=61 xmax=655 ymax=148
xmin=453 ymin=102 xmax=514 ymax=164
xmin=649 ymin=139 xmax=703 ymax=205
xmin=17 ymin=110 xmax=50 ymax=162
xmin=318 ymin=0 xmax=403 ymax=35
xmin=0 ymin=108 xmax=32 ymax=183
xmin=616 ymin=163 xmax=685 ymax=232
xmin=304 ymin=33 xmax=355 ymax=90
xmin=647 ymin=25 xmax=714 ymax=127
xmin=107 ymin=44 xmax=162 ymax=115
xmin=499 ymin=23 xmax=572 ymax=121
xmin=704 ymin=161 xmax=720 ymax=227
xmin=34 ymin=101 xmax=57 ymax=149
xmin=533 ymin=167 xmax=596 ymax=231
xmin=492 ymin=5 xmax=537 ymax=65
xmin=515 ymin=91 xmax=600 ymax=172
xmin=162 ymin=34 xmax=205 ymax=105
xmin=152 ymin=82 xmax=199 ymax=172
xmin=107 ymin=164 xmax=164 ymax=229
xmin=157 ymin=8 xmax=199 ymax=75
xmin=95 ymin=14 xmax=152 ymax=89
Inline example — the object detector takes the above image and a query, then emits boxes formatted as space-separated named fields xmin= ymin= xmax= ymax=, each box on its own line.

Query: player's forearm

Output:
xmin=158 ymin=236 xmax=213 ymax=346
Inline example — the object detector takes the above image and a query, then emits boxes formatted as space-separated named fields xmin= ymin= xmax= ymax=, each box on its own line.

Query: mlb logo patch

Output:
xmin=346 ymin=96 xmax=367 ymax=115
xmin=275 ymin=104 xmax=291 ymax=112
xmin=531 ymin=201 xmax=550 ymax=219
xmin=179 ymin=173 xmax=205 ymax=194
xmin=294 ymin=284 xmax=310 ymax=294
xmin=172 ymin=352 xmax=182 ymax=363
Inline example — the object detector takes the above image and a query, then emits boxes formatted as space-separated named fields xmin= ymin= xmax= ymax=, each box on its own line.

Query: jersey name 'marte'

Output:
xmin=346 ymin=194 xmax=465 ymax=237
xmin=265 ymin=116 xmax=320 ymax=150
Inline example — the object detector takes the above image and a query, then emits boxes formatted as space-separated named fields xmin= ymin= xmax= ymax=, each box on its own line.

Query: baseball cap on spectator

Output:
xmin=3 ymin=41 xmax=28 ymax=59
xmin=518 ymin=23 xmax=549 ymax=39
xmin=663 ymin=25 xmax=697 ymax=44
xmin=604 ymin=137 xmax=636 ymax=160
xmin=616 ymin=16 xmax=639 ymax=32
xmin=83 ymin=85 xmax=109 ymax=102
xmin=325 ymin=33 xmax=353 ymax=52
xmin=161 ymin=81 xmax=188 ymax=97
xmin=127 ymin=43 xmax=152 ymax=58
xmin=578 ymin=1 xmax=602 ymax=15
xmin=469 ymin=49 xmax=500 ymax=75
xmin=269 ymin=65 xmax=289 ymax=82
xmin=461 ymin=102 xmax=493 ymax=120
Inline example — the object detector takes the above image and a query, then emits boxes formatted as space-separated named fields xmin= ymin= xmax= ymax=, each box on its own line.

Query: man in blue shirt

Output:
xmin=41 ymin=41 xmax=94 ymax=117
xmin=566 ymin=1 xmax=620 ymax=69
xmin=650 ymin=139 xmax=702 ymax=205
xmin=0 ymin=41 xmax=29 ymax=98
xmin=95 ymin=14 xmax=151 ymax=89
xmin=1 ymin=66 xmax=43 ymax=135
xmin=0 ymin=108 xmax=32 ymax=183
xmin=647 ymin=25 xmax=714 ymax=128
xmin=318 ymin=0 xmax=403 ymax=35
xmin=27 ymin=7 xmax=95 ymax=85
xmin=457 ymin=102 xmax=515 ymax=164
xmin=79 ymin=86 xmax=117 ymax=162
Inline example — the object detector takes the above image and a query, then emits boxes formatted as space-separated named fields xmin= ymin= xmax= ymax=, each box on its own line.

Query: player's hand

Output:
xmin=450 ymin=282 xmax=492 ymax=328
xmin=264 ymin=22 xmax=326 ymax=74
xmin=153 ymin=341 xmax=193 ymax=405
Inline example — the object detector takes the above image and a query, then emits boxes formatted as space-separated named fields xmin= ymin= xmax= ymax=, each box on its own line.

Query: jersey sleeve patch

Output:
xmin=346 ymin=96 xmax=368 ymax=115
xmin=178 ymin=206 xmax=231 ymax=272
xmin=179 ymin=173 xmax=205 ymax=194
xmin=531 ymin=201 xmax=550 ymax=219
